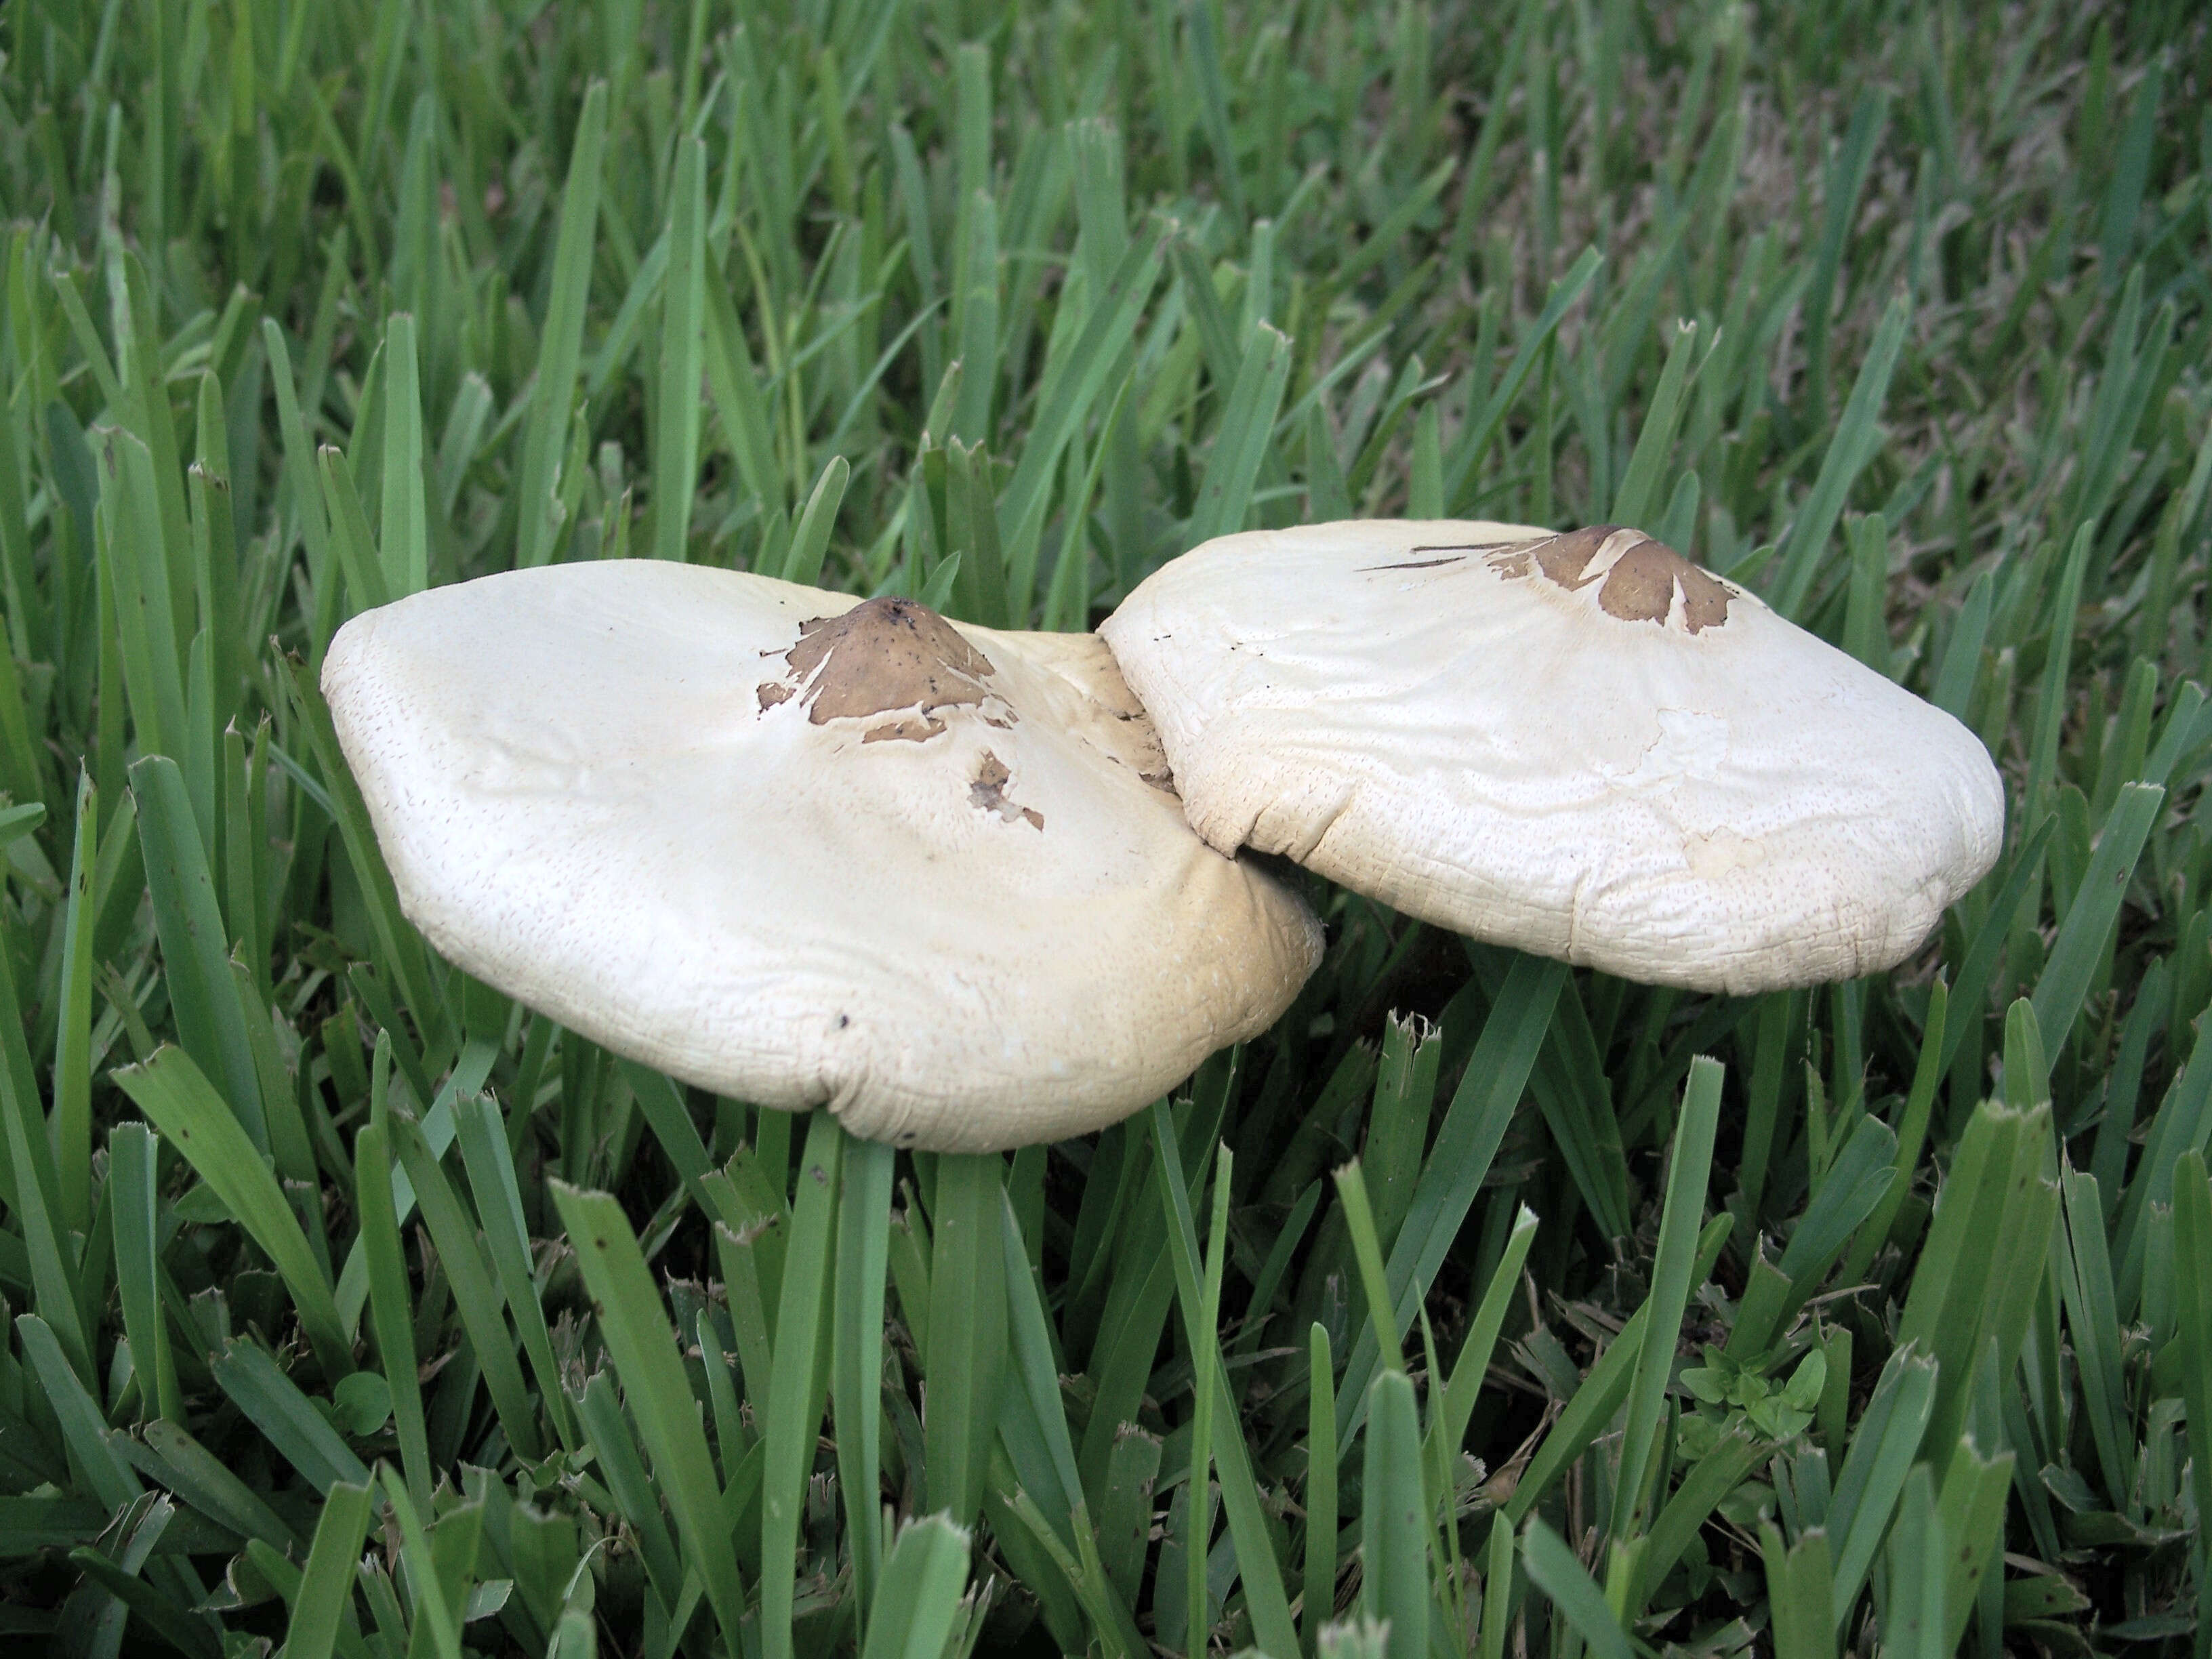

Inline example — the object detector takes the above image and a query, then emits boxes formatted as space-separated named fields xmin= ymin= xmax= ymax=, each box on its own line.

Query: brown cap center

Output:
xmin=1488 ymin=526 xmax=1732 ymax=632
xmin=758 ymin=596 xmax=1010 ymax=741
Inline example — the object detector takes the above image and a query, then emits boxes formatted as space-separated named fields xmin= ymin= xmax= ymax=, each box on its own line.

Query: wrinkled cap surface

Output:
xmin=1100 ymin=519 xmax=2006 ymax=993
xmin=324 ymin=563 xmax=1320 ymax=1150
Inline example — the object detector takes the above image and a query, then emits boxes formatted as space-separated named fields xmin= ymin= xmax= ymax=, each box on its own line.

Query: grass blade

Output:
xmin=279 ymin=1486 xmax=373 ymax=1659
xmin=1895 ymin=1101 xmax=2060 ymax=1465
xmin=863 ymin=1515 xmax=972 ymax=1659
xmin=1189 ymin=321 xmax=1292 ymax=546
xmin=53 ymin=771 xmax=99 ymax=1233
xmin=208 ymin=1338 xmax=369 ymax=1491
xmin=1761 ymin=1521 xmax=1837 ymax=1659
xmin=998 ymin=1190 xmax=1084 ymax=1544
xmin=1771 ymin=294 xmax=1910 ymax=619
xmin=113 ymin=1046 xmax=348 ymax=1378
xmin=1839 ymin=978 xmax=1947 ymax=1287
xmin=762 ymin=1112 xmax=841 ymax=1659
xmin=17 ymin=1312 xmax=138 ymax=1507
xmin=1610 ymin=320 xmax=1702 ymax=528
xmin=2030 ymin=781 xmax=2162 ymax=1054
xmin=2171 ymin=1151 xmax=2212 ymax=1624
xmin=835 ymin=1133 xmax=896 ymax=1625
xmin=316 ymin=443 xmax=391 ymax=615
xmin=782 ymin=453 xmax=850 ymax=588
xmin=1443 ymin=247 xmax=1604 ymax=506
xmin=703 ymin=243 xmax=785 ymax=519
xmin=1506 ymin=1216 xmax=1734 ymax=1525
xmin=1613 ymin=1057 xmax=1723 ymax=1541
xmin=1934 ymin=1434 xmax=2013 ymax=1651
xmin=1340 ymin=956 xmax=1565 ymax=1431
xmin=379 ymin=313 xmax=426 ymax=596
xmin=380 ymin=1469 xmax=464 ymax=1659
xmin=1101 ymin=1425 xmax=1163 ymax=1612
xmin=1362 ymin=1370 xmax=1428 ymax=1659
xmin=998 ymin=229 xmax=1166 ymax=611
xmin=108 ymin=1123 xmax=180 ymax=1423
xmin=353 ymin=1120 xmax=432 ymax=1513
xmin=1523 ymin=1517 xmax=1633 ymax=1659
xmin=517 ymin=83 xmax=608 ymax=569
xmin=1881 ymin=1466 xmax=1946 ymax=1659
xmin=1826 ymin=1346 xmax=1939 ymax=1615
xmin=1334 ymin=1160 xmax=1404 ymax=1378
xmin=1306 ymin=1323 xmax=1338 ymax=1651
xmin=130 ymin=753 xmax=268 ymax=1155
xmin=550 ymin=1181 xmax=745 ymax=1655
xmin=1428 ymin=1205 xmax=1538 ymax=1479
xmin=651 ymin=137 xmax=707 ymax=564
xmin=453 ymin=1093 xmax=577 ymax=1451
xmin=925 ymin=1149 xmax=1008 ymax=1530
xmin=0 ymin=975 xmax=87 ymax=1383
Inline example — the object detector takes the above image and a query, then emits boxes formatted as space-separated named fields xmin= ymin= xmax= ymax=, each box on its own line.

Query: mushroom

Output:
xmin=1099 ymin=519 xmax=2005 ymax=994
xmin=323 ymin=562 xmax=1322 ymax=1151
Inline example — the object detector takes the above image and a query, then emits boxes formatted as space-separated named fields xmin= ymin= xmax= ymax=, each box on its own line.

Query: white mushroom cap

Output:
xmin=323 ymin=563 xmax=1320 ymax=1151
xmin=1099 ymin=520 xmax=2005 ymax=994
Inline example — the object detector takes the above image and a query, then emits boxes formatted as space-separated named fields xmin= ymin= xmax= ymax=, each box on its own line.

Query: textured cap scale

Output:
xmin=323 ymin=562 xmax=1320 ymax=1151
xmin=1101 ymin=519 xmax=2006 ymax=994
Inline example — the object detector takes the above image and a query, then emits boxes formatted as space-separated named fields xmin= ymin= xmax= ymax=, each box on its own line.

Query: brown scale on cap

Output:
xmin=970 ymin=750 xmax=1045 ymax=830
xmin=1467 ymin=525 xmax=1733 ymax=633
xmin=756 ymin=596 xmax=1016 ymax=741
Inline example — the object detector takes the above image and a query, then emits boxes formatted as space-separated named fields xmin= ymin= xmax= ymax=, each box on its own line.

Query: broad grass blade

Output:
xmin=1101 ymin=1425 xmax=1162 ymax=1612
xmin=1881 ymin=1465 xmax=1946 ymax=1659
xmin=1934 ymin=1435 xmax=2014 ymax=1651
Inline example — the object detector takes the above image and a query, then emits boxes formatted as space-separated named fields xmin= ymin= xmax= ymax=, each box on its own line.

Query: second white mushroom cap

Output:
xmin=1101 ymin=519 xmax=2005 ymax=993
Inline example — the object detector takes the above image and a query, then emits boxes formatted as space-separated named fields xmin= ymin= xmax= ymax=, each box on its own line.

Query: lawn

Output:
xmin=0 ymin=0 xmax=2208 ymax=1655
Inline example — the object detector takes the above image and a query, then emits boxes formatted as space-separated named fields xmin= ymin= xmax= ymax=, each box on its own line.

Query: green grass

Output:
xmin=0 ymin=0 xmax=2208 ymax=1654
